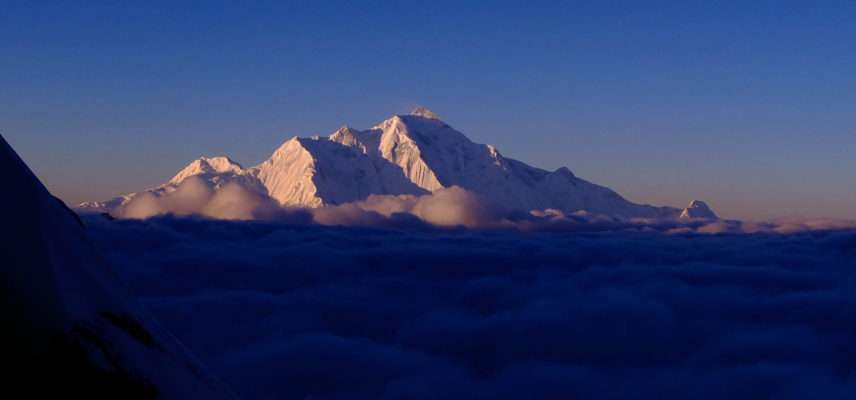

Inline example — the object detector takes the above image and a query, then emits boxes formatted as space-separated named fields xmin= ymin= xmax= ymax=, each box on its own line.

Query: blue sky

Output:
xmin=2 ymin=1 xmax=855 ymax=219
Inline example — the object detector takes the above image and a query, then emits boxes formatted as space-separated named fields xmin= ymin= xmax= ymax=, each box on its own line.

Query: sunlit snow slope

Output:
xmin=82 ymin=108 xmax=709 ymax=219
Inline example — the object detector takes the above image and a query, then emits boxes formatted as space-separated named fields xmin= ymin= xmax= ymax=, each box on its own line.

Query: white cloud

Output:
xmin=114 ymin=184 xmax=856 ymax=234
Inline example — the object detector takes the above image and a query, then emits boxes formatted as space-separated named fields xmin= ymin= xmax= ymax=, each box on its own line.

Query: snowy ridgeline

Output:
xmin=79 ymin=108 xmax=716 ymax=223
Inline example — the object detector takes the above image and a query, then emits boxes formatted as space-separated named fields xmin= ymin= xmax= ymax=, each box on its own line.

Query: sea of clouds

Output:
xmin=83 ymin=212 xmax=856 ymax=399
xmin=110 ymin=176 xmax=856 ymax=235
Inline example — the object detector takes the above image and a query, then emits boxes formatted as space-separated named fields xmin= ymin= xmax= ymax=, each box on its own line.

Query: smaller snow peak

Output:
xmin=334 ymin=125 xmax=355 ymax=135
xmin=269 ymin=136 xmax=305 ymax=158
xmin=280 ymin=136 xmax=302 ymax=147
xmin=201 ymin=156 xmax=243 ymax=171
xmin=680 ymin=200 xmax=718 ymax=220
xmin=329 ymin=126 xmax=367 ymax=152
xmin=410 ymin=106 xmax=440 ymax=119
xmin=330 ymin=125 xmax=359 ymax=140
xmin=169 ymin=156 xmax=246 ymax=184
xmin=688 ymin=200 xmax=708 ymax=208
xmin=374 ymin=114 xmax=410 ymax=136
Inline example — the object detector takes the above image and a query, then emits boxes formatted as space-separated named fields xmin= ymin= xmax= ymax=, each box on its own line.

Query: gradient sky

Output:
xmin=3 ymin=1 xmax=855 ymax=219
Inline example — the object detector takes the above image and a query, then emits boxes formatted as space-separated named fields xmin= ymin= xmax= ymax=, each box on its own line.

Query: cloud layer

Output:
xmin=112 ymin=182 xmax=856 ymax=235
xmin=312 ymin=187 xmax=500 ymax=228
xmin=116 ymin=183 xmax=501 ymax=228
xmin=84 ymin=215 xmax=856 ymax=399
xmin=118 ymin=177 xmax=286 ymax=220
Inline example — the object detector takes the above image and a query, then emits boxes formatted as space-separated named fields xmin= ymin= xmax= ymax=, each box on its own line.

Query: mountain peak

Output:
xmin=410 ymin=106 xmax=440 ymax=119
xmin=169 ymin=156 xmax=246 ymax=184
xmin=680 ymin=200 xmax=718 ymax=220
xmin=330 ymin=125 xmax=359 ymax=138
xmin=200 ymin=156 xmax=243 ymax=170
xmin=688 ymin=200 xmax=708 ymax=208
xmin=82 ymin=109 xmax=692 ymax=220
xmin=329 ymin=125 xmax=368 ymax=153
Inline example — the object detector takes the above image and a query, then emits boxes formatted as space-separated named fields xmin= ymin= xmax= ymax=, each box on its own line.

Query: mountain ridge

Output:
xmin=81 ymin=108 xmax=712 ymax=220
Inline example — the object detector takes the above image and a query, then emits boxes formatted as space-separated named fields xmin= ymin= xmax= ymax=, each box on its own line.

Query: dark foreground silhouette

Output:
xmin=0 ymin=135 xmax=235 ymax=398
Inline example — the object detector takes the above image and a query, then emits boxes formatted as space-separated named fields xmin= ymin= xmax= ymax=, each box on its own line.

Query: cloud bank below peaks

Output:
xmin=110 ymin=179 xmax=856 ymax=234
xmin=115 ymin=182 xmax=503 ymax=228
xmin=118 ymin=176 xmax=291 ymax=221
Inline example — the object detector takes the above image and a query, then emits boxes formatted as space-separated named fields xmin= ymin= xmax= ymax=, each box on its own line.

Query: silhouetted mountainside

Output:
xmin=1 ymin=135 xmax=236 ymax=398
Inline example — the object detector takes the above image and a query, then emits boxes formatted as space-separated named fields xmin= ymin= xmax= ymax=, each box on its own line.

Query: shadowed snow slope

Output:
xmin=81 ymin=108 xmax=699 ymax=220
xmin=0 ymin=135 xmax=235 ymax=398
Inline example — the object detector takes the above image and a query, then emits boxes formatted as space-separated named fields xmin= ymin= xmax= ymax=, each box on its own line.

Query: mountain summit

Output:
xmin=81 ymin=109 xmax=711 ymax=220
xmin=410 ymin=106 xmax=440 ymax=119
xmin=679 ymin=200 xmax=718 ymax=220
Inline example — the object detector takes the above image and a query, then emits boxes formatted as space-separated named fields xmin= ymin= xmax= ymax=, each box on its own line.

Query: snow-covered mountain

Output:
xmin=679 ymin=200 xmax=718 ymax=220
xmin=1 ymin=135 xmax=236 ymax=397
xmin=81 ymin=108 xmax=711 ymax=220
